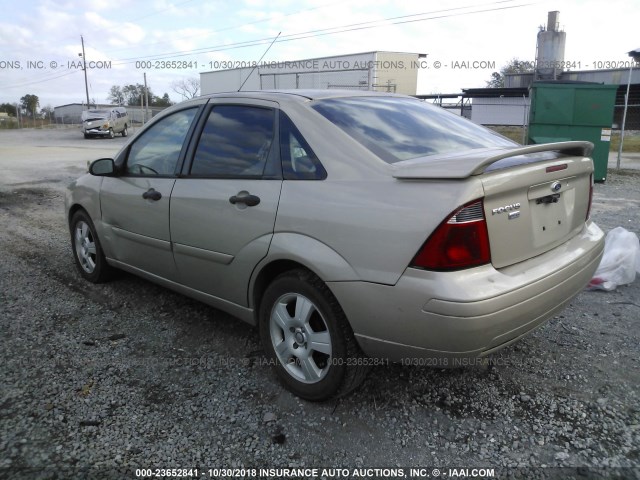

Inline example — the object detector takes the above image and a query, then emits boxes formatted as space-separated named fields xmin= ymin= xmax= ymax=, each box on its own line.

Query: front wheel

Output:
xmin=107 ymin=128 xmax=115 ymax=139
xmin=259 ymin=269 xmax=368 ymax=401
xmin=70 ymin=210 xmax=113 ymax=283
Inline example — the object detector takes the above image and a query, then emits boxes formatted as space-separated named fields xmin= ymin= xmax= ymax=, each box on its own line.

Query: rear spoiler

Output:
xmin=391 ymin=141 xmax=594 ymax=179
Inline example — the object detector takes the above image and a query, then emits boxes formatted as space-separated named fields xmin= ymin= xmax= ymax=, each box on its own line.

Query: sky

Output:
xmin=0 ymin=0 xmax=638 ymax=109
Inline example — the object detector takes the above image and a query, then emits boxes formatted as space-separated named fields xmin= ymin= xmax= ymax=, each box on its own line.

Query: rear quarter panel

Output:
xmin=276 ymin=101 xmax=487 ymax=284
xmin=274 ymin=177 xmax=484 ymax=284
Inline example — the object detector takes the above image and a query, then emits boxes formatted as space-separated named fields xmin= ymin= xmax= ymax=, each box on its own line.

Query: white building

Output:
xmin=200 ymin=51 xmax=426 ymax=96
xmin=471 ymin=96 xmax=530 ymax=126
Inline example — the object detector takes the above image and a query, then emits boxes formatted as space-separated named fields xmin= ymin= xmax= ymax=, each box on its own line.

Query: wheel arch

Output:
xmin=251 ymin=259 xmax=310 ymax=323
xmin=249 ymin=232 xmax=360 ymax=324
xmin=65 ymin=174 xmax=104 ymax=227
xmin=67 ymin=203 xmax=88 ymax=227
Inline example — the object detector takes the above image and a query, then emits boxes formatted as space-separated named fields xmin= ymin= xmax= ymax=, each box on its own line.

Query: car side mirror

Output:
xmin=89 ymin=158 xmax=116 ymax=176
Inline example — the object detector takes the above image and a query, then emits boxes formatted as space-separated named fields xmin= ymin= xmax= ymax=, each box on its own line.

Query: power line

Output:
xmin=1 ymin=0 xmax=424 ymax=89
xmin=110 ymin=1 xmax=535 ymax=65
xmin=0 ymin=1 xmax=535 ymax=95
xmin=0 ymin=69 xmax=81 ymax=90
xmin=97 ymin=0 xmax=348 ymax=56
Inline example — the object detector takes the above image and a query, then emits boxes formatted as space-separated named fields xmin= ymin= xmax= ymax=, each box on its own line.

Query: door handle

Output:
xmin=229 ymin=193 xmax=260 ymax=207
xmin=142 ymin=188 xmax=162 ymax=201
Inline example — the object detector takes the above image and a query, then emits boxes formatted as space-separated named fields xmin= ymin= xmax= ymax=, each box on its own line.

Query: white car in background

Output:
xmin=82 ymin=107 xmax=128 ymax=139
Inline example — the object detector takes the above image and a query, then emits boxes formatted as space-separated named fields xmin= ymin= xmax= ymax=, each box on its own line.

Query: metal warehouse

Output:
xmin=53 ymin=103 xmax=115 ymax=124
xmin=200 ymin=51 xmax=426 ymax=95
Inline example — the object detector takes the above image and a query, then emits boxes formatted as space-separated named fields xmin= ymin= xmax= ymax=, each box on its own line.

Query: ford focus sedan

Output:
xmin=65 ymin=90 xmax=604 ymax=400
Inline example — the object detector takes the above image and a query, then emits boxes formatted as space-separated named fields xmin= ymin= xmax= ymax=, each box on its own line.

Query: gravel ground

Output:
xmin=1 ymin=129 xmax=639 ymax=479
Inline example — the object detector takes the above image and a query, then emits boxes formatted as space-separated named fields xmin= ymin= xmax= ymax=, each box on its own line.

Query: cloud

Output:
xmin=0 ymin=23 xmax=34 ymax=50
xmin=1 ymin=0 xmax=638 ymax=107
xmin=83 ymin=11 xmax=146 ymax=47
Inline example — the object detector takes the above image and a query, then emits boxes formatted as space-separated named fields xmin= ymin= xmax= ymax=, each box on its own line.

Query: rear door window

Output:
xmin=190 ymin=105 xmax=275 ymax=178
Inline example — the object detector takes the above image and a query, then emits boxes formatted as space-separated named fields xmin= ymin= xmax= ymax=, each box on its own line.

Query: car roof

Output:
xmin=199 ymin=89 xmax=406 ymax=104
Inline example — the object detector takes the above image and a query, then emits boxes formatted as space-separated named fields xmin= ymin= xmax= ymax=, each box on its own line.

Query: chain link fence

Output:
xmin=613 ymin=85 xmax=640 ymax=132
xmin=48 ymin=106 xmax=167 ymax=128
xmin=614 ymin=104 xmax=640 ymax=131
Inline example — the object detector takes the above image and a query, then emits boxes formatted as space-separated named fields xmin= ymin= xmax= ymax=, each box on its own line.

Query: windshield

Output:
xmin=312 ymin=97 xmax=517 ymax=164
xmin=82 ymin=110 xmax=110 ymax=121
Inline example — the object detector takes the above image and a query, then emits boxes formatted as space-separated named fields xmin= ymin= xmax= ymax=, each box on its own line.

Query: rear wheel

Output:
xmin=70 ymin=210 xmax=113 ymax=283
xmin=259 ymin=269 xmax=368 ymax=401
xmin=121 ymin=124 xmax=128 ymax=137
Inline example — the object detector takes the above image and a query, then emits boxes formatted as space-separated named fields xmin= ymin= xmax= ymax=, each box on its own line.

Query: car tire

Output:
xmin=259 ymin=269 xmax=368 ymax=401
xmin=83 ymin=132 xmax=89 ymax=139
xmin=108 ymin=128 xmax=115 ymax=139
xmin=122 ymin=124 xmax=128 ymax=137
xmin=70 ymin=210 xmax=114 ymax=283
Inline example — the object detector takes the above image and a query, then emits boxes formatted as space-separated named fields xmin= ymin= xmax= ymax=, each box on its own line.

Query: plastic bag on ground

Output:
xmin=588 ymin=227 xmax=640 ymax=291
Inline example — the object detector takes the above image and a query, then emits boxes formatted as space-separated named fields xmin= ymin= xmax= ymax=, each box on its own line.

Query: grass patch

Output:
xmin=489 ymin=126 xmax=526 ymax=143
xmin=609 ymin=132 xmax=640 ymax=153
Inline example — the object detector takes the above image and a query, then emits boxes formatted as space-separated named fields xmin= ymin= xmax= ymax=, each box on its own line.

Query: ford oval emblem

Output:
xmin=551 ymin=181 xmax=562 ymax=192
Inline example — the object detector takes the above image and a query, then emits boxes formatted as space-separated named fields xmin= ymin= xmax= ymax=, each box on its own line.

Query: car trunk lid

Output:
xmin=391 ymin=141 xmax=592 ymax=179
xmin=393 ymin=141 xmax=595 ymax=269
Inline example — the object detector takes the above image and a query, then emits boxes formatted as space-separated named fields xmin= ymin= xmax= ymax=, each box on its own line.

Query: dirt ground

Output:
xmin=1 ymin=128 xmax=639 ymax=479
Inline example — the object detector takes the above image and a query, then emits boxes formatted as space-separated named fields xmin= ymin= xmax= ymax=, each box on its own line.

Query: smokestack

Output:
xmin=536 ymin=11 xmax=566 ymax=80
xmin=547 ymin=11 xmax=560 ymax=32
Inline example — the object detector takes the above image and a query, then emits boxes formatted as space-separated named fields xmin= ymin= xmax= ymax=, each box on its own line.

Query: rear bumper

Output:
xmin=328 ymin=221 xmax=604 ymax=362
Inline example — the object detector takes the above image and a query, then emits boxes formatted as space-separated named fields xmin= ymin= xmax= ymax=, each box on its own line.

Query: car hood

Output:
xmin=83 ymin=117 xmax=108 ymax=123
xmin=390 ymin=141 xmax=594 ymax=179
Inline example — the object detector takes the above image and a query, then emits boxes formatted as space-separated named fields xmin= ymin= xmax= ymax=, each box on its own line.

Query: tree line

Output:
xmin=107 ymin=84 xmax=172 ymax=107
xmin=1 ymin=76 xmax=200 ymax=121
xmin=1 ymin=95 xmax=58 ymax=123
xmin=485 ymin=58 xmax=534 ymax=88
xmin=106 ymin=78 xmax=200 ymax=107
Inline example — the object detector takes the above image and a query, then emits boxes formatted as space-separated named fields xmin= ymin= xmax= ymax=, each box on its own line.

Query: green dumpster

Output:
xmin=527 ymin=82 xmax=618 ymax=182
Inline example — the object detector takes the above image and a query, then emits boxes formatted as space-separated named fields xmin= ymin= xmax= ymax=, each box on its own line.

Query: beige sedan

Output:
xmin=65 ymin=91 xmax=604 ymax=400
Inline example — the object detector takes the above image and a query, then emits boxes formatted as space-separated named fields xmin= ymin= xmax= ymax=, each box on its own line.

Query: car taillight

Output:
xmin=410 ymin=200 xmax=491 ymax=271
xmin=586 ymin=173 xmax=594 ymax=220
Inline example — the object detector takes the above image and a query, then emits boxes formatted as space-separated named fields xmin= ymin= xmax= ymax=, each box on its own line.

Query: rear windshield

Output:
xmin=312 ymin=97 xmax=517 ymax=164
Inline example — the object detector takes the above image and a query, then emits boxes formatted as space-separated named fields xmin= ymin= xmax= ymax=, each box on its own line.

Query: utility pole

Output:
xmin=80 ymin=36 xmax=90 ymax=110
xmin=143 ymin=72 xmax=149 ymax=123
xmin=616 ymin=49 xmax=640 ymax=169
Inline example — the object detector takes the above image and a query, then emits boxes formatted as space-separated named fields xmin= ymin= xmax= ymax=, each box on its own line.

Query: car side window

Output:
xmin=280 ymin=112 xmax=326 ymax=180
xmin=190 ymin=105 xmax=275 ymax=177
xmin=126 ymin=108 xmax=198 ymax=176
